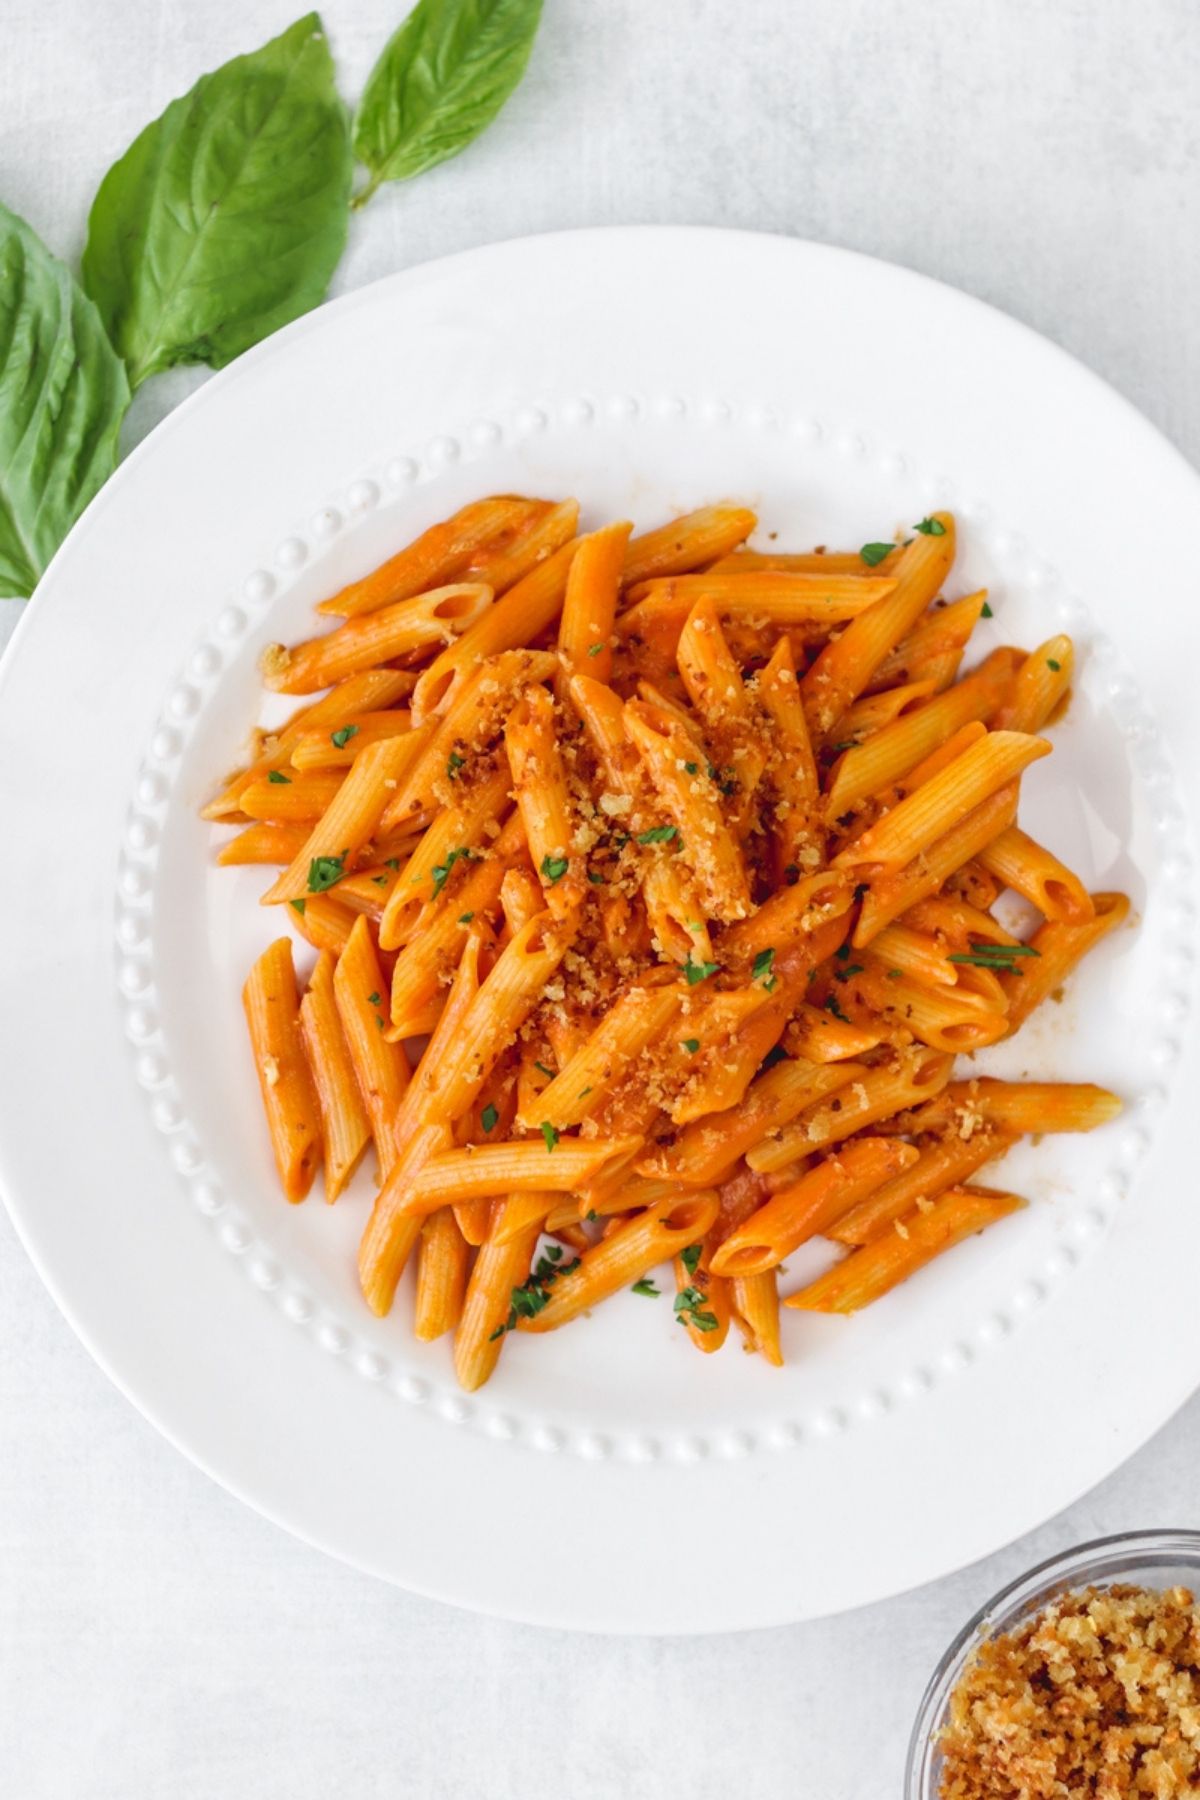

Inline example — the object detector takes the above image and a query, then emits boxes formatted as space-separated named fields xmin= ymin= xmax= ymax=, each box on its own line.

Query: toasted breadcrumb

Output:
xmin=939 ymin=1584 xmax=1200 ymax=1799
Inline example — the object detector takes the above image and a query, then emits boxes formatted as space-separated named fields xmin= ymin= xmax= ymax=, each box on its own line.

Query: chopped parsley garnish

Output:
xmin=822 ymin=992 xmax=851 ymax=1023
xmin=681 ymin=1037 xmax=700 ymax=1054
xmin=289 ymin=898 xmax=306 ymax=915
xmin=307 ymin=852 xmax=347 ymax=892
xmin=674 ymin=1285 xmax=719 ymax=1333
xmin=587 ymin=869 xmax=606 ymax=885
xmin=430 ymin=846 xmax=478 ymax=897
xmin=447 ymin=750 xmax=466 ymax=779
xmin=384 ymin=857 xmax=401 ymax=870
xmin=859 ymin=542 xmax=895 ymax=567
xmin=489 ymin=1248 xmax=582 ymax=1338
xmin=366 ymin=991 xmax=380 ymax=1006
xmin=914 ymin=517 xmax=946 ymax=536
xmin=267 ymin=769 xmax=291 ymax=784
xmin=1046 ymin=657 xmax=1061 ymax=672
xmin=751 ymin=947 xmax=776 ymax=991
xmin=680 ymin=1244 xmax=702 ymax=1277
xmin=683 ymin=760 xmax=700 ymax=775
xmin=631 ymin=1277 xmax=660 ymax=1297
xmin=981 ymin=601 xmax=994 ymax=618
xmin=458 ymin=911 xmax=475 ymax=924
xmin=585 ymin=1209 xmax=598 ymax=1222
xmin=834 ymin=963 xmax=864 ymax=982
xmin=330 ymin=725 xmax=359 ymax=749
xmin=830 ymin=739 xmax=860 ymax=753
xmin=886 ymin=967 xmax=903 ymax=980
xmin=371 ymin=874 xmax=389 ymax=886
xmin=540 ymin=854 xmax=570 ymax=885
xmin=835 ymin=942 xmax=852 ymax=960
xmin=481 ymin=1103 xmax=499 ymax=1133
xmin=540 ymin=1121 xmax=559 ymax=1152
xmin=948 ymin=942 xmax=1041 ymax=974
xmin=586 ymin=641 xmax=606 ymax=657
xmin=637 ymin=825 xmax=678 ymax=846
xmin=684 ymin=954 xmax=720 ymax=986
xmin=534 ymin=1061 xmax=555 ymax=1078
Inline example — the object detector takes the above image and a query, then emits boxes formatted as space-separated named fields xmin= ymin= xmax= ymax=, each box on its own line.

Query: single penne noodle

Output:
xmin=976 ymin=824 xmax=1094 ymax=923
xmin=200 ymin=668 xmax=413 ymax=818
xmin=757 ymin=637 xmax=821 ymax=867
xmin=299 ymin=949 xmax=371 ymax=1202
xmin=621 ymin=571 xmax=897 ymax=635
xmin=557 ymin=518 xmax=632 ymax=685
xmin=785 ymin=1186 xmax=1025 ymax=1314
xmin=217 ymin=822 xmax=310 ymax=866
xmin=524 ymin=986 xmax=682 ymax=1131
xmin=265 ymin=583 xmax=492 ymax=695
xmin=853 ymin=781 xmax=1020 ymax=945
xmin=1002 ymin=892 xmax=1130 ymax=1030
xmin=394 ymin=929 xmax=485 ymax=1162
xmin=518 ymin=1190 xmax=720 ymax=1333
xmin=642 ymin=1056 xmax=871 ymax=1185
xmin=316 ymin=495 xmax=542 ymax=618
xmin=413 ymin=1209 xmax=472 ymax=1342
xmin=261 ymin=733 xmax=431 ymax=905
xmin=746 ymin=1048 xmax=954 ymax=1173
xmin=823 ymin=647 xmax=1021 ymax=818
xmin=829 ymin=1127 xmax=1019 ymax=1246
xmin=676 ymin=598 xmax=766 ymax=796
xmin=357 ymin=1117 xmax=452 ymax=1316
xmin=786 ymin=1002 xmax=886 ymax=1062
xmin=868 ymin=589 xmax=990 ymax=693
xmin=992 ymin=634 xmax=1074 ymax=732
xmin=623 ymin=697 xmax=753 ymax=921
xmin=711 ymin=1138 xmax=918 ymax=1277
xmin=919 ymin=1077 xmax=1124 ymax=1138
xmin=717 ymin=868 xmax=853 ymax=962
xmin=385 ymin=851 xmax=510 ymax=1028
xmin=397 ymin=1136 xmax=645 ymax=1215
xmin=468 ymin=498 xmax=580 ymax=594
xmin=729 ymin=1272 xmax=783 ymax=1365
xmin=240 ymin=769 xmax=344 ymax=823
xmin=707 ymin=548 xmax=901 ymax=576
xmin=381 ymin=649 xmax=557 ymax=828
xmin=333 ymin=916 xmax=411 ymax=1183
xmin=410 ymin=537 xmax=582 ymax=722
xmin=289 ymin=710 xmax=414 ymax=770
xmin=453 ymin=1198 xmax=542 ymax=1390
xmin=622 ymin=505 xmax=758 ymax=587
xmin=243 ymin=937 xmax=322 ymax=1203
xmin=643 ymin=857 xmax=716 ymax=965
xmin=674 ymin=1254 xmax=732 ymax=1353
xmin=800 ymin=515 xmax=957 ymax=734
xmin=833 ymin=678 xmax=939 ymax=742
xmin=836 ymin=730 xmax=1050 ymax=873
xmin=505 ymin=683 xmax=580 ymax=908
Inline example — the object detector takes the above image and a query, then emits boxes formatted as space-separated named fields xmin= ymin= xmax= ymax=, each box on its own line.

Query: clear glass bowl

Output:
xmin=905 ymin=1529 xmax=1200 ymax=1799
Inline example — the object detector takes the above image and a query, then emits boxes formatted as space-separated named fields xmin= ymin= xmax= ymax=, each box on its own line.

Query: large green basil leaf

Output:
xmin=353 ymin=0 xmax=543 ymax=205
xmin=0 ymin=202 xmax=130 ymax=598
xmin=82 ymin=13 xmax=351 ymax=390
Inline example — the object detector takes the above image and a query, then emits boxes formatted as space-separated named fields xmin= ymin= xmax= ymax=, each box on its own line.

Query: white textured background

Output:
xmin=3 ymin=2 xmax=1200 ymax=1795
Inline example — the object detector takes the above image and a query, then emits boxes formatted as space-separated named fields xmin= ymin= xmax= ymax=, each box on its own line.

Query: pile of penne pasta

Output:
xmin=209 ymin=493 xmax=1127 ymax=1390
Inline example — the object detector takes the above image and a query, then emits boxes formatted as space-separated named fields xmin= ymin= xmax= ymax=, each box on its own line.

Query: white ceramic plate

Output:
xmin=1 ymin=228 xmax=1198 ymax=1634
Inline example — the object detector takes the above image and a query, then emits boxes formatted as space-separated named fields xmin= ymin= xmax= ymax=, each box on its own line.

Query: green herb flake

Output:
xmin=431 ymin=845 xmax=478 ymax=897
xmin=835 ymin=963 xmax=864 ymax=982
xmin=586 ymin=641 xmax=605 ymax=658
xmin=1046 ymin=657 xmax=1062 ymax=672
xmin=289 ymin=898 xmax=307 ymax=915
xmin=859 ymin=542 xmax=895 ymax=567
xmin=680 ymin=1038 xmax=700 ymax=1054
xmin=307 ymin=851 xmax=348 ymax=892
xmin=488 ymin=1246 xmax=583 ymax=1339
xmin=674 ymin=1285 xmax=719 ymax=1333
xmin=751 ymin=947 xmax=776 ymax=988
xmin=680 ymin=1244 xmax=702 ymax=1276
xmin=886 ymin=967 xmax=903 ymax=980
xmin=631 ymin=1277 xmax=660 ymax=1297
xmin=533 ymin=1060 xmax=555 ymax=1078
xmin=684 ymin=954 xmax=720 ymax=986
xmin=371 ymin=874 xmax=389 ymax=886
xmin=267 ymin=769 xmax=292 ymax=784
xmin=458 ymin=911 xmax=475 ymax=924
xmin=587 ymin=869 xmax=606 ymax=885
xmin=981 ymin=601 xmax=994 ymax=619
xmin=683 ymin=761 xmax=699 ymax=775
xmin=447 ymin=750 xmax=465 ymax=778
xmin=366 ymin=991 xmax=381 ymax=1006
xmin=822 ymin=992 xmax=850 ymax=1023
xmin=384 ymin=857 xmax=401 ymax=871
xmin=330 ymin=725 xmax=359 ymax=750
xmin=481 ymin=1103 xmax=499 ymax=1133
xmin=914 ymin=517 xmax=947 ymax=536
xmin=540 ymin=1121 xmax=559 ymax=1153
xmin=636 ymin=825 xmax=678 ymax=846
xmin=540 ymin=853 xmax=570 ymax=885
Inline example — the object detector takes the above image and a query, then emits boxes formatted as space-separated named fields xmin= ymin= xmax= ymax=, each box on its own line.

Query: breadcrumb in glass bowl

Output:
xmin=906 ymin=1531 xmax=1200 ymax=1800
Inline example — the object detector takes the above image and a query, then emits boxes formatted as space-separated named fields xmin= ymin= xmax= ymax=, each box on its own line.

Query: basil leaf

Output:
xmin=0 ymin=203 xmax=129 ymax=598
xmin=353 ymin=0 xmax=543 ymax=205
xmin=82 ymin=14 xmax=351 ymax=389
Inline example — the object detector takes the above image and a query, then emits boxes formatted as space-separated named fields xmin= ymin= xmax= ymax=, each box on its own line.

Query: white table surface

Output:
xmin=3 ymin=2 xmax=1199 ymax=1794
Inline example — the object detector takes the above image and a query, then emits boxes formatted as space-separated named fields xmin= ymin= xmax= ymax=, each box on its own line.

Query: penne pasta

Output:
xmin=467 ymin=498 xmax=581 ymax=594
xmin=217 ymin=822 xmax=310 ymax=867
xmin=298 ymin=950 xmax=371 ymax=1202
xmin=413 ymin=1209 xmax=472 ymax=1341
xmin=622 ymin=505 xmax=758 ymax=587
xmin=711 ymin=1137 xmax=919 ymax=1276
xmin=828 ymin=1126 xmax=1019 ymax=1245
xmin=332 ymin=916 xmax=411 ymax=1183
xmin=288 ymin=710 xmax=414 ymax=770
xmin=643 ymin=1056 xmax=870 ymax=1186
xmin=392 ymin=1135 xmax=646 ymax=1216
xmin=243 ymin=938 xmax=322 ymax=1202
xmin=261 ymin=732 xmax=432 ymax=906
xmin=316 ymin=495 xmax=543 ymax=618
xmin=976 ymin=825 xmax=1094 ymax=923
xmin=517 ymin=1190 xmax=721 ymax=1333
xmin=992 ymin=634 xmax=1074 ymax=733
xmin=854 ymin=781 xmax=1021 ymax=944
xmin=557 ymin=519 xmax=632 ymax=685
xmin=746 ymin=1048 xmax=954 ymax=1173
xmin=785 ymin=1185 xmax=1025 ymax=1313
xmin=729 ymin=1272 xmax=783 ymax=1365
xmin=1001 ymin=893 xmax=1130 ymax=1031
xmin=453 ymin=1198 xmax=542 ymax=1390
xmin=265 ymin=584 xmax=492 ymax=694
